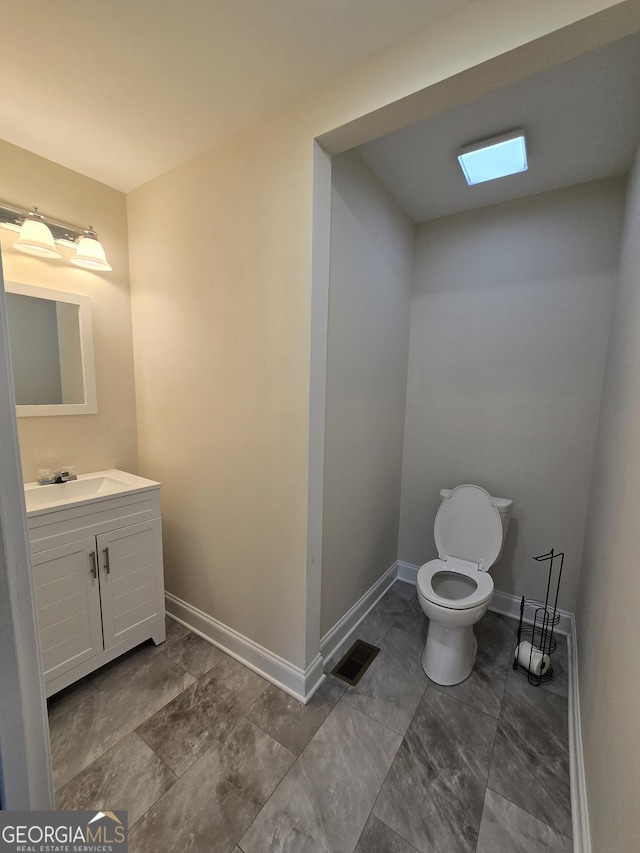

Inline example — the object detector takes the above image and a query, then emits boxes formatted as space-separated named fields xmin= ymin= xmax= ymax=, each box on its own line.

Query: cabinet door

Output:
xmin=97 ymin=518 xmax=164 ymax=650
xmin=31 ymin=537 xmax=104 ymax=682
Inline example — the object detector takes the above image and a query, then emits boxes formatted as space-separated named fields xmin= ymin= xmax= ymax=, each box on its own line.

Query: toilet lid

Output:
xmin=434 ymin=484 xmax=502 ymax=572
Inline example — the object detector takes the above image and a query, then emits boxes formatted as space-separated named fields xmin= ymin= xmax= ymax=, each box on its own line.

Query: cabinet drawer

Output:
xmin=28 ymin=488 xmax=161 ymax=553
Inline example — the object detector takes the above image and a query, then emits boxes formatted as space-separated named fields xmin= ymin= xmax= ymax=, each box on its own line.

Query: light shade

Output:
xmin=458 ymin=130 xmax=527 ymax=186
xmin=13 ymin=216 xmax=62 ymax=259
xmin=70 ymin=230 xmax=112 ymax=271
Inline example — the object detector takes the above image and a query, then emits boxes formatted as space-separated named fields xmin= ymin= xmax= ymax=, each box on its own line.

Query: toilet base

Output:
xmin=421 ymin=621 xmax=478 ymax=686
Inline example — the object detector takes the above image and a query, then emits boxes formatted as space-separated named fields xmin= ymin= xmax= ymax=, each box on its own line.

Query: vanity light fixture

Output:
xmin=70 ymin=227 xmax=112 ymax=272
xmin=0 ymin=200 xmax=112 ymax=271
xmin=457 ymin=130 xmax=528 ymax=186
xmin=13 ymin=208 xmax=62 ymax=259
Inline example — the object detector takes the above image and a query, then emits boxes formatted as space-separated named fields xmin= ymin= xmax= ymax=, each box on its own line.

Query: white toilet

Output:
xmin=416 ymin=484 xmax=513 ymax=686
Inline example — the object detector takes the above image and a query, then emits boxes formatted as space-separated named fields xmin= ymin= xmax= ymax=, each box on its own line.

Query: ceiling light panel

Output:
xmin=458 ymin=130 xmax=528 ymax=186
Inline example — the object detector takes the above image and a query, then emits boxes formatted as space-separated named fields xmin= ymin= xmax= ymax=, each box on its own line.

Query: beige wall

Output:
xmin=127 ymin=1 xmax=629 ymax=669
xmin=321 ymin=152 xmax=414 ymax=637
xmin=576 ymin=150 xmax=640 ymax=850
xmin=399 ymin=179 xmax=626 ymax=611
xmin=0 ymin=139 xmax=138 ymax=482
xmin=128 ymin=113 xmax=315 ymax=668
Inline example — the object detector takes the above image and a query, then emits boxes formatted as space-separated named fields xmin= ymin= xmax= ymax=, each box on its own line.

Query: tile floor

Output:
xmin=48 ymin=580 xmax=573 ymax=852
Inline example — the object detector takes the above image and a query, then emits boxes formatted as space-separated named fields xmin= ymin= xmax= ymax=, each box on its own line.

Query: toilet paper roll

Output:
xmin=515 ymin=641 xmax=550 ymax=677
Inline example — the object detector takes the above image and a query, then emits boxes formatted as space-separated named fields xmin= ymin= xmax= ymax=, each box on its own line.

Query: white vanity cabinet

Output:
xmin=25 ymin=471 xmax=166 ymax=696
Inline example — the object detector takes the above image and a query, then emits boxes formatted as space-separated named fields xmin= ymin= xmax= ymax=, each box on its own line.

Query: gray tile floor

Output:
xmin=48 ymin=581 xmax=573 ymax=852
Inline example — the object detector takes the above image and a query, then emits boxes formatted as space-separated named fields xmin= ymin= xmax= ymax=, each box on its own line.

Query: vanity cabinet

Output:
xmin=26 ymin=472 xmax=166 ymax=696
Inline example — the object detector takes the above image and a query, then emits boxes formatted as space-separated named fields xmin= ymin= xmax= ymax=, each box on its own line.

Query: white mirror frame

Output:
xmin=5 ymin=281 xmax=97 ymax=417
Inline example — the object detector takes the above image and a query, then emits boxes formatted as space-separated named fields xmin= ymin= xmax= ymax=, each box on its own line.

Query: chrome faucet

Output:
xmin=53 ymin=468 xmax=77 ymax=484
xmin=37 ymin=466 xmax=77 ymax=485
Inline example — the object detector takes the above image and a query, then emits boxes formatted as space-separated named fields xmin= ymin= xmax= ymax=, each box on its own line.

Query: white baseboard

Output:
xmin=396 ymin=560 xmax=419 ymax=583
xmin=489 ymin=589 xmax=573 ymax=636
xmin=320 ymin=562 xmax=398 ymax=665
xmin=165 ymin=592 xmax=323 ymax=704
xmin=567 ymin=618 xmax=591 ymax=853
xmin=165 ymin=562 xmax=399 ymax=704
xmin=394 ymin=561 xmax=573 ymax=635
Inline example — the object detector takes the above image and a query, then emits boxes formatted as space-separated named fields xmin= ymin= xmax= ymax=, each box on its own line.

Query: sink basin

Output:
xmin=24 ymin=469 xmax=160 ymax=515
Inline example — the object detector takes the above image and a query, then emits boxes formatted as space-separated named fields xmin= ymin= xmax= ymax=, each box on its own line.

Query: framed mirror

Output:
xmin=4 ymin=281 xmax=97 ymax=417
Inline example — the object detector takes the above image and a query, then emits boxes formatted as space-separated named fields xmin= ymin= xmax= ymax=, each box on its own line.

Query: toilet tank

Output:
xmin=439 ymin=488 xmax=513 ymax=561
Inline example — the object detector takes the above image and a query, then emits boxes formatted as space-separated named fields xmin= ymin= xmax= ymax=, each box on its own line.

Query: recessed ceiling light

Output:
xmin=458 ymin=130 xmax=528 ymax=186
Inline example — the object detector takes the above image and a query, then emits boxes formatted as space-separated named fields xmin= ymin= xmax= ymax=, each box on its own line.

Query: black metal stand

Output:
xmin=513 ymin=549 xmax=564 ymax=685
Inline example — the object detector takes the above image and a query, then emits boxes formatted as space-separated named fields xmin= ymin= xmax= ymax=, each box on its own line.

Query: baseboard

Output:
xmin=165 ymin=592 xmax=323 ymax=704
xmin=567 ymin=617 xmax=591 ymax=853
xmin=320 ymin=562 xmax=398 ymax=665
xmin=396 ymin=560 xmax=419 ymax=583
xmin=395 ymin=561 xmax=573 ymax=635
xmin=489 ymin=589 xmax=573 ymax=636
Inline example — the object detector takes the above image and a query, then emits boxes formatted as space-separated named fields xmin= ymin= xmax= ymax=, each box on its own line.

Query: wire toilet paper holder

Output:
xmin=513 ymin=549 xmax=564 ymax=685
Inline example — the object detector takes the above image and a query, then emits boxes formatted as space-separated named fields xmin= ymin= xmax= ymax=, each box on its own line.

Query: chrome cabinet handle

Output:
xmin=89 ymin=550 xmax=97 ymax=579
xmin=103 ymin=546 xmax=111 ymax=574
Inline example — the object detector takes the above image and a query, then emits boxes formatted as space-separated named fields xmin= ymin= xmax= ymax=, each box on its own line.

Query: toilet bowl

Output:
xmin=417 ymin=484 xmax=512 ymax=686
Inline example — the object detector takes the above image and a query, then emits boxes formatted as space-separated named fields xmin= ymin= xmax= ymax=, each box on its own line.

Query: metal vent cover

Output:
xmin=331 ymin=639 xmax=380 ymax=686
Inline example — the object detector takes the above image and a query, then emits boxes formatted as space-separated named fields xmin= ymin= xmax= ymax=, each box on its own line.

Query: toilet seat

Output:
xmin=417 ymin=559 xmax=494 ymax=610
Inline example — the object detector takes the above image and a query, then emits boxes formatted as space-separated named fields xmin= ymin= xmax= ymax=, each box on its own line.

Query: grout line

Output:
xmin=55 ymin=602 xmax=572 ymax=850
xmin=364 ymin=813 xmax=422 ymax=853
xmin=237 ymin=703 xmax=300 ymax=761
xmin=239 ymin=696 xmax=407 ymax=851
xmin=482 ymin=666 xmax=573 ymax=840
xmin=50 ymin=641 xmax=202 ymax=793
xmin=481 ymin=698 xmax=501 ymax=795
xmin=134 ymin=723 xmax=186 ymax=779
xmin=484 ymin=786 xmax=574 ymax=843
xmin=328 ymin=697 xmax=409 ymax=853
xmin=233 ymin=732 xmax=307 ymax=849
xmin=52 ymin=722 xmax=137 ymax=794
xmin=240 ymin=715 xmax=297 ymax=763
xmin=47 ymin=681 xmax=98 ymax=723
xmin=428 ymin=672 xmax=506 ymax=721
xmin=335 ymin=692 xmax=411 ymax=740
xmin=126 ymin=747 xmax=179 ymax=832
xmin=367 ymin=716 xmax=421 ymax=853
xmin=338 ymin=687 xmax=426 ymax=741
xmin=427 ymin=675 xmax=501 ymax=722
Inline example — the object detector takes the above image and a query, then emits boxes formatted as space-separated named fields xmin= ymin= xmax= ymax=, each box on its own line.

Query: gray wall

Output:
xmin=56 ymin=302 xmax=84 ymax=404
xmin=576 ymin=150 xmax=640 ymax=851
xmin=6 ymin=294 xmax=62 ymax=405
xmin=321 ymin=151 xmax=414 ymax=637
xmin=399 ymin=178 xmax=626 ymax=611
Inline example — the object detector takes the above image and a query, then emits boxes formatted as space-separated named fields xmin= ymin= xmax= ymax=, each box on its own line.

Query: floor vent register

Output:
xmin=330 ymin=640 xmax=380 ymax=686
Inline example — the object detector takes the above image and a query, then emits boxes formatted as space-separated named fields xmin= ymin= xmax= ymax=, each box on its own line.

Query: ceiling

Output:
xmin=357 ymin=32 xmax=640 ymax=223
xmin=0 ymin=0 xmax=473 ymax=193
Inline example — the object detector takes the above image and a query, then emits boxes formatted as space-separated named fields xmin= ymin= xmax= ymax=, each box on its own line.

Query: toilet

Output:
xmin=416 ymin=484 xmax=513 ymax=686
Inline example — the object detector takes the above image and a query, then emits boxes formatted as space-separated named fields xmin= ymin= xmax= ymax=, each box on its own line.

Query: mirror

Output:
xmin=4 ymin=281 xmax=97 ymax=416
